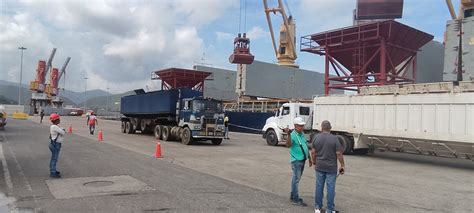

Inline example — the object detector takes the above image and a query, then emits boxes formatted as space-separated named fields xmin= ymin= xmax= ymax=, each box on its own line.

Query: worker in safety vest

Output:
xmin=49 ymin=113 xmax=65 ymax=178
xmin=87 ymin=111 xmax=99 ymax=135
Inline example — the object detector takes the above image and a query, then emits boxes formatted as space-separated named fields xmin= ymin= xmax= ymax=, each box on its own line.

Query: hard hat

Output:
xmin=49 ymin=113 xmax=60 ymax=121
xmin=293 ymin=117 xmax=305 ymax=125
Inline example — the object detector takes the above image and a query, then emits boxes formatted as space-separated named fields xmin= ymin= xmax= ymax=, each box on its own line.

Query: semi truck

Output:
xmin=120 ymin=88 xmax=226 ymax=145
xmin=262 ymin=81 xmax=474 ymax=159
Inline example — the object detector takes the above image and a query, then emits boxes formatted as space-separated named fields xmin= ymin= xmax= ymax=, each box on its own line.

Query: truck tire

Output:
xmin=126 ymin=121 xmax=135 ymax=134
xmin=211 ymin=138 xmax=222 ymax=145
xmin=121 ymin=121 xmax=126 ymax=133
xmin=336 ymin=134 xmax=353 ymax=154
xmin=140 ymin=120 xmax=148 ymax=133
xmin=162 ymin=126 xmax=171 ymax=141
xmin=181 ymin=127 xmax=193 ymax=145
xmin=265 ymin=130 xmax=279 ymax=146
xmin=154 ymin=125 xmax=162 ymax=140
xmin=353 ymin=148 xmax=369 ymax=155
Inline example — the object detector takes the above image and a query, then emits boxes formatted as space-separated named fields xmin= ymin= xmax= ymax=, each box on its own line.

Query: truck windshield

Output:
xmin=192 ymin=100 xmax=223 ymax=113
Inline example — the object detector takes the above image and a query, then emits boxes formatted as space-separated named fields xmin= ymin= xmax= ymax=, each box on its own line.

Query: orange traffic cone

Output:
xmin=98 ymin=130 xmax=104 ymax=142
xmin=68 ymin=125 xmax=73 ymax=133
xmin=155 ymin=141 xmax=162 ymax=158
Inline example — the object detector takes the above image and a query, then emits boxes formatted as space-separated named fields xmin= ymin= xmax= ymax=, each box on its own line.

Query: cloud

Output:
xmin=216 ymin=31 xmax=234 ymax=42
xmin=297 ymin=0 xmax=355 ymax=34
xmin=246 ymin=26 xmax=267 ymax=40
xmin=0 ymin=0 xmax=236 ymax=94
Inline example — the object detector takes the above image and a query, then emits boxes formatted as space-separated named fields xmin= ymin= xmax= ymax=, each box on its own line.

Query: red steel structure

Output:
xmin=301 ymin=20 xmax=433 ymax=95
xmin=151 ymin=68 xmax=213 ymax=92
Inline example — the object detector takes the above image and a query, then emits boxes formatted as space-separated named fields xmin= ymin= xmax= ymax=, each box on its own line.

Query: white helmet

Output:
xmin=293 ymin=117 xmax=305 ymax=125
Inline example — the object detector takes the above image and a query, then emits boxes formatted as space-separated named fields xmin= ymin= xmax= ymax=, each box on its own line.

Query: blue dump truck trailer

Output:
xmin=120 ymin=88 xmax=225 ymax=145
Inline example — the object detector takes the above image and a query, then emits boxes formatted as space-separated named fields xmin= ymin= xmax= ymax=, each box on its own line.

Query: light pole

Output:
xmin=18 ymin=47 xmax=27 ymax=105
xmin=106 ymin=87 xmax=110 ymax=114
xmin=84 ymin=77 xmax=88 ymax=111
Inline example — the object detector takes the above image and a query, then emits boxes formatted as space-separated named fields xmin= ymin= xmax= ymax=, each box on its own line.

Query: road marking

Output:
xmin=0 ymin=134 xmax=13 ymax=191
xmin=2 ymin=132 xmax=39 ymax=212
xmin=0 ymin=133 xmax=18 ymax=213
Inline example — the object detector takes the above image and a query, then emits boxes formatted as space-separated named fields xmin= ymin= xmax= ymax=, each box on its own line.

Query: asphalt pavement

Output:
xmin=0 ymin=119 xmax=306 ymax=212
xmin=1 ymin=117 xmax=473 ymax=213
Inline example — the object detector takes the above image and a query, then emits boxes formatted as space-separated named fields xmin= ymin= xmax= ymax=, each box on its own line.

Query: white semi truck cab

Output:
xmin=262 ymin=103 xmax=313 ymax=146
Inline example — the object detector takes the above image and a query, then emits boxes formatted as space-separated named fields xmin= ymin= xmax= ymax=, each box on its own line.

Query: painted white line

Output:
xmin=3 ymin=132 xmax=39 ymax=212
xmin=0 ymin=137 xmax=13 ymax=191
xmin=0 ymin=133 xmax=18 ymax=213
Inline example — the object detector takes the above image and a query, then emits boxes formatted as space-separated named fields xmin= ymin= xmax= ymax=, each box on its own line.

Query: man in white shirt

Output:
xmin=87 ymin=111 xmax=98 ymax=135
xmin=49 ymin=113 xmax=65 ymax=178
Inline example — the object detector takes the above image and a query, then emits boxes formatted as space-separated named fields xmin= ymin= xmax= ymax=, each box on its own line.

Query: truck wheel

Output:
xmin=154 ymin=125 xmax=162 ymax=140
xmin=337 ymin=135 xmax=353 ymax=154
xmin=353 ymin=148 xmax=369 ymax=155
xmin=181 ymin=127 xmax=193 ymax=145
xmin=140 ymin=121 xmax=147 ymax=133
xmin=211 ymin=138 xmax=222 ymax=145
xmin=126 ymin=121 xmax=135 ymax=134
xmin=265 ymin=130 xmax=279 ymax=146
xmin=162 ymin=126 xmax=171 ymax=141
xmin=121 ymin=121 xmax=126 ymax=133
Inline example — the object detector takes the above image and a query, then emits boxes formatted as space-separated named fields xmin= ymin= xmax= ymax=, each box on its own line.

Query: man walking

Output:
xmin=87 ymin=111 xmax=98 ymax=135
xmin=224 ymin=115 xmax=229 ymax=139
xmin=40 ymin=109 xmax=45 ymax=123
xmin=286 ymin=117 xmax=312 ymax=207
xmin=311 ymin=120 xmax=345 ymax=213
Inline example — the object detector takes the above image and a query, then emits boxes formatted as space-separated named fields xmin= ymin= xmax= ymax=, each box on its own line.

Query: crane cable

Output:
xmin=238 ymin=0 xmax=242 ymax=32
xmin=244 ymin=0 xmax=247 ymax=32
xmin=238 ymin=0 xmax=248 ymax=33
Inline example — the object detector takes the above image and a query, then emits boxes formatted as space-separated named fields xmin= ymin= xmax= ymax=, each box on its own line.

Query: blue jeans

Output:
xmin=315 ymin=170 xmax=337 ymax=211
xmin=290 ymin=160 xmax=305 ymax=202
xmin=89 ymin=124 xmax=96 ymax=134
xmin=224 ymin=127 xmax=229 ymax=138
xmin=49 ymin=142 xmax=61 ymax=175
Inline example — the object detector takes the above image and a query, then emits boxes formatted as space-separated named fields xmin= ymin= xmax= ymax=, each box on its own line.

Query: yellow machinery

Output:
xmin=446 ymin=0 xmax=474 ymax=19
xmin=263 ymin=0 xmax=298 ymax=68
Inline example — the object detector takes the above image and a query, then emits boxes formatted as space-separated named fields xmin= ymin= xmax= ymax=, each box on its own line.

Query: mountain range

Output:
xmin=0 ymin=80 xmax=111 ymax=106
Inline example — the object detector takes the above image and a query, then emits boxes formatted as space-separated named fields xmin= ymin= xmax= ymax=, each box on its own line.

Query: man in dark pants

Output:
xmin=285 ymin=117 xmax=313 ymax=207
xmin=311 ymin=120 xmax=345 ymax=213
xmin=224 ymin=116 xmax=229 ymax=139
xmin=49 ymin=113 xmax=65 ymax=178
xmin=40 ymin=109 xmax=45 ymax=123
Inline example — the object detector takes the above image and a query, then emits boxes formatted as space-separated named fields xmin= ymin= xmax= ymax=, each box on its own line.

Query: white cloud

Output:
xmin=246 ymin=26 xmax=268 ymax=40
xmin=298 ymin=0 xmax=355 ymax=34
xmin=0 ymin=0 xmax=237 ymax=94
xmin=216 ymin=31 xmax=234 ymax=42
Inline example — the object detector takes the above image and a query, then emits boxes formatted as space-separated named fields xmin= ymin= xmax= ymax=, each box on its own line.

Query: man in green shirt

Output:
xmin=285 ymin=117 xmax=313 ymax=206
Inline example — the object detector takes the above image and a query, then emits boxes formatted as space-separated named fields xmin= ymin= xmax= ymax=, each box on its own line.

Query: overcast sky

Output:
xmin=1 ymin=0 xmax=454 ymax=94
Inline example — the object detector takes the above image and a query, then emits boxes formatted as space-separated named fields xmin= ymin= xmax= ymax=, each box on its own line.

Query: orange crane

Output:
xmin=46 ymin=57 xmax=71 ymax=107
xmin=29 ymin=48 xmax=56 ymax=113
